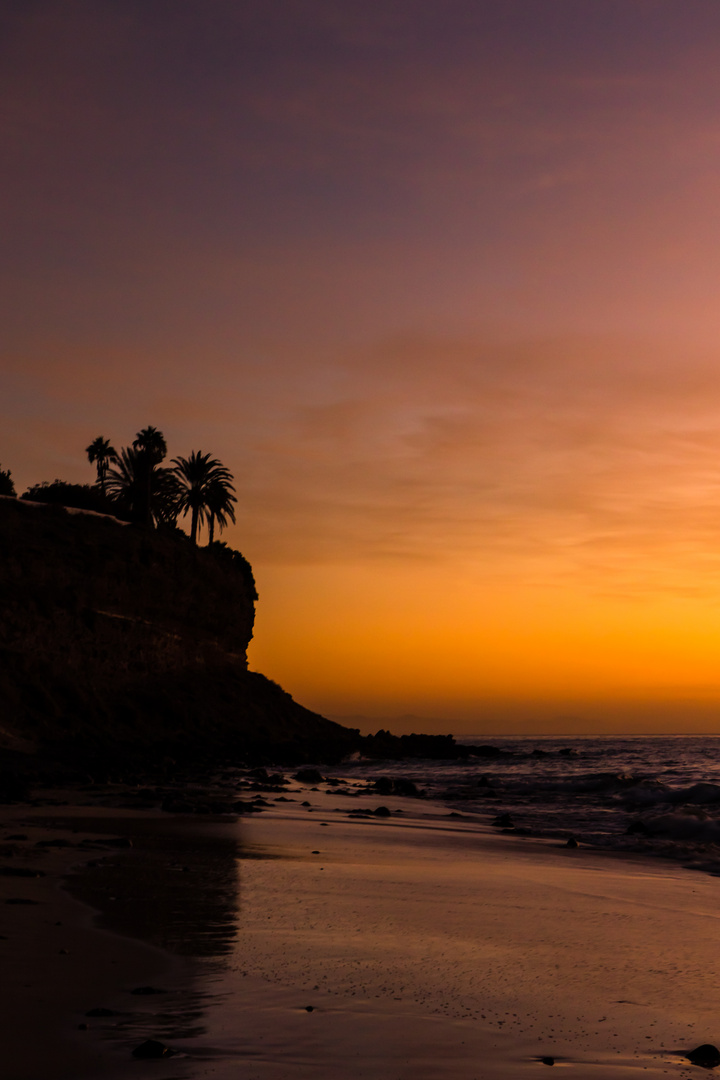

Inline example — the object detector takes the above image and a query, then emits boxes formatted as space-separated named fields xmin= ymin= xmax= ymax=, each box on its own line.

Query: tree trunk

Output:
xmin=191 ymin=504 xmax=199 ymax=544
xmin=145 ymin=469 xmax=153 ymax=528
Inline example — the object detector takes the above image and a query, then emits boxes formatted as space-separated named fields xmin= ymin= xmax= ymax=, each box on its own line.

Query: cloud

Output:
xmin=188 ymin=332 xmax=716 ymax=597
xmin=7 ymin=319 xmax=720 ymax=600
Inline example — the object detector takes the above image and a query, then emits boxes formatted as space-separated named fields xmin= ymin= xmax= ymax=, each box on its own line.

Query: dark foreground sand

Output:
xmin=2 ymin=783 xmax=716 ymax=1078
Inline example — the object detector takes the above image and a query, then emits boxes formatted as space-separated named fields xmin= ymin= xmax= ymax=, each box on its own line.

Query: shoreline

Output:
xmin=3 ymin=777 xmax=720 ymax=1077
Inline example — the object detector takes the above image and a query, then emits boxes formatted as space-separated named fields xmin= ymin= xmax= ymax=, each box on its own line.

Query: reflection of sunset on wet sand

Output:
xmin=6 ymin=774 xmax=717 ymax=1079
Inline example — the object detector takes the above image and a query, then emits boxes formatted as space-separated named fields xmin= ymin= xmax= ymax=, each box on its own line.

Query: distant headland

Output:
xmin=0 ymin=429 xmax=493 ymax=783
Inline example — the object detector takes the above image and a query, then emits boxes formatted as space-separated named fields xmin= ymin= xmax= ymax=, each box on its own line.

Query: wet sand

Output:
xmin=205 ymin=798 xmax=716 ymax=1078
xmin=3 ymin=784 xmax=718 ymax=1077
xmin=0 ymin=802 xmax=233 ymax=1079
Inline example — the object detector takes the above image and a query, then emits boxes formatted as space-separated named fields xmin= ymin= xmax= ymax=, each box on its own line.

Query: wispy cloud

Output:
xmin=220 ymin=334 xmax=720 ymax=595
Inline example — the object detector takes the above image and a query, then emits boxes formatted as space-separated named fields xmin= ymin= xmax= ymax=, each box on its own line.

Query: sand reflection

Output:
xmin=65 ymin=815 xmax=241 ymax=960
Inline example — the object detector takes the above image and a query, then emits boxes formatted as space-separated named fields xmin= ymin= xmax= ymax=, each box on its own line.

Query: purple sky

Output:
xmin=5 ymin=2 xmax=720 ymax=731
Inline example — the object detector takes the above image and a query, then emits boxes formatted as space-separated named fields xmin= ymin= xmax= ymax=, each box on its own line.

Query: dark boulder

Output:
xmin=131 ymin=1040 xmax=174 ymax=1059
xmin=395 ymin=777 xmax=419 ymax=796
xmin=687 ymin=1045 xmax=720 ymax=1068
xmin=471 ymin=745 xmax=505 ymax=757
xmin=372 ymin=776 xmax=420 ymax=797
xmin=294 ymin=768 xmax=325 ymax=784
xmin=626 ymin=820 xmax=651 ymax=836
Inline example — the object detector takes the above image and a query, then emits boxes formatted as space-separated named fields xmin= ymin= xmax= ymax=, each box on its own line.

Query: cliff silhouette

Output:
xmin=0 ymin=496 xmax=358 ymax=771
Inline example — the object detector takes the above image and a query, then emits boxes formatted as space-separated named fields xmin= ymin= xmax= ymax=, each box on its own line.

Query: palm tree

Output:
xmin=85 ymin=436 xmax=117 ymax=498
xmin=105 ymin=447 xmax=145 ymax=522
xmin=131 ymin=427 xmax=168 ymax=527
xmin=153 ymin=467 xmax=183 ymax=528
xmin=133 ymin=426 xmax=167 ymax=463
xmin=106 ymin=445 xmax=178 ymax=526
xmin=206 ymin=475 xmax=237 ymax=544
xmin=171 ymin=451 xmax=235 ymax=545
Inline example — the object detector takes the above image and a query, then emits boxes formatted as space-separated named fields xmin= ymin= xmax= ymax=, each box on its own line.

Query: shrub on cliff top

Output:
xmin=21 ymin=480 xmax=118 ymax=515
xmin=0 ymin=464 xmax=15 ymax=497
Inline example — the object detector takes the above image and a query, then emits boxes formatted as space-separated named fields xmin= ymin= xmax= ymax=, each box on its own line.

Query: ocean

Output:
xmin=342 ymin=735 xmax=720 ymax=874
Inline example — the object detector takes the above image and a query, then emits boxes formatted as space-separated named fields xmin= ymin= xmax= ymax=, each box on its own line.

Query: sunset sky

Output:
xmin=5 ymin=1 xmax=720 ymax=733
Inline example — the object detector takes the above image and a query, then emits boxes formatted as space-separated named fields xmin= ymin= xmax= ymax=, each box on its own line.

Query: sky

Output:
xmin=4 ymin=1 xmax=720 ymax=734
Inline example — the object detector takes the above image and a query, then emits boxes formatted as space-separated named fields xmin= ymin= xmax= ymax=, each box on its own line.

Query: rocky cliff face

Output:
xmin=0 ymin=497 xmax=356 ymax=767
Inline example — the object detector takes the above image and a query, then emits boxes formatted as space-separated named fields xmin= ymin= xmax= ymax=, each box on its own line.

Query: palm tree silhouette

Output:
xmin=106 ymin=443 xmax=178 ymax=526
xmin=131 ymin=427 xmax=168 ymax=526
xmin=206 ymin=475 xmax=237 ymax=544
xmin=133 ymin=426 xmax=167 ymax=462
xmin=85 ymin=436 xmax=117 ymax=498
xmin=171 ymin=451 xmax=235 ymax=545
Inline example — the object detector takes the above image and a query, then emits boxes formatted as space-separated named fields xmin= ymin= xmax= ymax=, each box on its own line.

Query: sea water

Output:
xmin=342 ymin=735 xmax=720 ymax=873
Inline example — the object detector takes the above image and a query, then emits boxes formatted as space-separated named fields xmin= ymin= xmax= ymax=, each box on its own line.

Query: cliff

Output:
xmin=0 ymin=496 xmax=357 ymax=770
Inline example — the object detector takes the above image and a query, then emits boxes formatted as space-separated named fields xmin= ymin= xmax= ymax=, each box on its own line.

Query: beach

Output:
xmin=223 ymin=800 xmax=716 ymax=1079
xmin=2 ymin=773 xmax=718 ymax=1077
xmin=2 ymin=773 xmax=716 ymax=1075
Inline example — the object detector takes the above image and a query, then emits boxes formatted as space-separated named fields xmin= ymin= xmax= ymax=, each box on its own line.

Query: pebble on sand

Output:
xmin=131 ymin=1039 xmax=175 ymax=1059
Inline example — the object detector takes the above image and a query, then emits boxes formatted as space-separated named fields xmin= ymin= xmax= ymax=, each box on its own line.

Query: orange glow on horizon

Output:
xmin=248 ymin=557 xmax=720 ymax=734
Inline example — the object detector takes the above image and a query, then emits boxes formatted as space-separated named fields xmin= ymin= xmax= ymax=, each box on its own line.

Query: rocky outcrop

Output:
xmin=0 ymin=497 xmax=357 ymax=768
